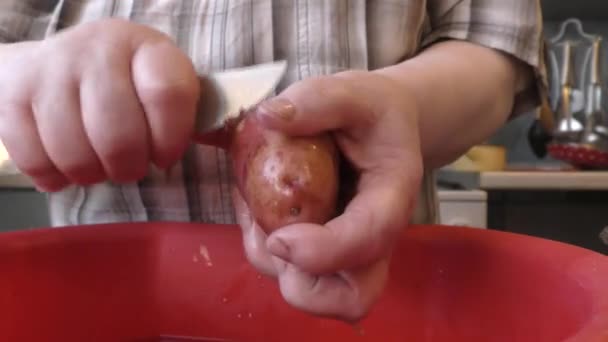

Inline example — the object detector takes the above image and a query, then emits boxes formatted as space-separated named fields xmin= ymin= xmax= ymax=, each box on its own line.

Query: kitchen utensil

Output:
xmin=549 ymin=37 xmax=608 ymax=169
xmin=552 ymin=41 xmax=584 ymax=143
xmin=548 ymin=18 xmax=597 ymax=46
xmin=0 ymin=60 xmax=288 ymax=172
xmin=580 ymin=37 xmax=608 ymax=152
xmin=527 ymin=94 xmax=554 ymax=158
xmin=548 ymin=18 xmax=596 ymax=106
xmin=0 ymin=222 xmax=606 ymax=342
xmin=194 ymin=60 xmax=287 ymax=136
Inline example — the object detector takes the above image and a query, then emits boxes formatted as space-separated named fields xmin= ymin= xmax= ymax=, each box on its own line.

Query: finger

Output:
xmin=33 ymin=73 xmax=105 ymax=185
xmin=132 ymin=39 xmax=200 ymax=169
xmin=80 ymin=48 xmax=150 ymax=183
xmin=255 ymin=74 xmax=375 ymax=136
xmin=0 ymin=103 xmax=69 ymax=191
xmin=267 ymin=165 xmax=421 ymax=274
xmin=255 ymin=76 xmax=358 ymax=134
xmin=232 ymin=186 xmax=277 ymax=277
xmin=276 ymin=256 xmax=390 ymax=321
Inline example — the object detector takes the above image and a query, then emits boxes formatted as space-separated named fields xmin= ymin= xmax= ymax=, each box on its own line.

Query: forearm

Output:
xmin=375 ymin=40 xmax=534 ymax=169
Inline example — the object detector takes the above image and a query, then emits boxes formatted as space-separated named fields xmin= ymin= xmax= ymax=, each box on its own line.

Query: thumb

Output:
xmin=255 ymin=74 xmax=373 ymax=136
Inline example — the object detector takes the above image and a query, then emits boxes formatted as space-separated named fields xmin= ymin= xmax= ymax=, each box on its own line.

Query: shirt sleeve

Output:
xmin=0 ymin=0 xmax=60 ymax=43
xmin=421 ymin=0 xmax=549 ymax=117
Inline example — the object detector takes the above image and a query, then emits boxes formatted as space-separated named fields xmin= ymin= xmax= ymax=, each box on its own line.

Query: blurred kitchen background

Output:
xmin=438 ymin=0 xmax=608 ymax=255
xmin=0 ymin=0 xmax=607 ymax=255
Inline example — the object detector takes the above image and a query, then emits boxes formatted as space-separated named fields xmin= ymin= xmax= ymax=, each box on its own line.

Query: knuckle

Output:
xmin=287 ymin=75 xmax=331 ymax=97
xmin=140 ymin=80 xmax=198 ymax=108
xmin=312 ymin=76 xmax=347 ymax=98
xmin=79 ymin=18 xmax=134 ymax=37
xmin=55 ymin=18 xmax=153 ymax=59
xmin=297 ymin=74 xmax=380 ymax=127
xmin=138 ymin=81 xmax=198 ymax=117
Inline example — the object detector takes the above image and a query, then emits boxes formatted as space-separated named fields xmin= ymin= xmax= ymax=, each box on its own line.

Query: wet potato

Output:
xmin=228 ymin=111 xmax=340 ymax=234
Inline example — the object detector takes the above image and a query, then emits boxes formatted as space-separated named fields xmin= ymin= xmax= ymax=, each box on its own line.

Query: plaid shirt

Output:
xmin=0 ymin=0 xmax=547 ymax=226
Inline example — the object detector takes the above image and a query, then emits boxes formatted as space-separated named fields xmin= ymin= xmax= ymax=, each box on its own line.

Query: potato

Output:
xmin=227 ymin=111 xmax=340 ymax=234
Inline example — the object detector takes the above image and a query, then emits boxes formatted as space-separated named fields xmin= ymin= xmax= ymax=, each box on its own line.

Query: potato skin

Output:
xmin=229 ymin=112 xmax=340 ymax=234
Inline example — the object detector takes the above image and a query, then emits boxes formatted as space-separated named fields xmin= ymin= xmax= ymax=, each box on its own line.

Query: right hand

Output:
xmin=0 ymin=18 xmax=200 ymax=191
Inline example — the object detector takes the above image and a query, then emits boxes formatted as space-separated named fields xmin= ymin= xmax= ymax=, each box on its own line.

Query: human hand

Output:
xmin=233 ymin=70 xmax=424 ymax=321
xmin=0 ymin=18 xmax=200 ymax=191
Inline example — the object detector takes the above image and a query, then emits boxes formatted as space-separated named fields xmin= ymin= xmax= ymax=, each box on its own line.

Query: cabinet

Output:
xmin=0 ymin=188 xmax=50 ymax=232
xmin=437 ymin=190 xmax=487 ymax=228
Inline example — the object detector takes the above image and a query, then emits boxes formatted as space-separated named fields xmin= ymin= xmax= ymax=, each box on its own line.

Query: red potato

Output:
xmin=196 ymin=109 xmax=341 ymax=234
xmin=229 ymin=111 xmax=340 ymax=234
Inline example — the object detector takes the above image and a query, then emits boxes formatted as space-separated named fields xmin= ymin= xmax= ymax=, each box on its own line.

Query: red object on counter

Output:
xmin=0 ymin=222 xmax=606 ymax=342
xmin=548 ymin=143 xmax=608 ymax=169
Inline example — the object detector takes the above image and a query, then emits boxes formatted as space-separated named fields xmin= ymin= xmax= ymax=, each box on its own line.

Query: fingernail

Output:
xmin=34 ymin=185 xmax=51 ymax=193
xmin=258 ymin=98 xmax=296 ymax=121
xmin=34 ymin=176 xmax=68 ymax=193
xmin=35 ymin=183 xmax=64 ymax=193
xmin=267 ymin=236 xmax=290 ymax=260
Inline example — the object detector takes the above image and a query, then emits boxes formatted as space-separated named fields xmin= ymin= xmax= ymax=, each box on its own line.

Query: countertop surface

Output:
xmin=479 ymin=171 xmax=608 ymax=190
xmin=0 ymin=142 xmax=34 ymax=189
xmin=0 ymin=173 xmax=34 ymax=188
xmin=438 ymin=169 xmax=608 ymax=191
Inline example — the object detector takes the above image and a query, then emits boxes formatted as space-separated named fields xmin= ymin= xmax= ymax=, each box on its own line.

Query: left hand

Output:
xmin=232 ymin=70 xmax=424 ymax=321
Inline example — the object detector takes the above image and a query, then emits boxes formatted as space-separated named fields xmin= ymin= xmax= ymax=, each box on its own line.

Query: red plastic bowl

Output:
xmin=0 ymin=223 xmax=606 ymax=342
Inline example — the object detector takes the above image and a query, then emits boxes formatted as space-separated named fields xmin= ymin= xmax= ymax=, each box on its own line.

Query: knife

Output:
xmin=194 ymin=60 xmax=288 ymax=140
xmin=0 ymin=60 xmax=288 ymax=174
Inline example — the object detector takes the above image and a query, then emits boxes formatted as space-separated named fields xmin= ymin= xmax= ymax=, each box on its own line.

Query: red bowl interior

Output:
xmin=0 ymin=223 xmax=606 ymax=342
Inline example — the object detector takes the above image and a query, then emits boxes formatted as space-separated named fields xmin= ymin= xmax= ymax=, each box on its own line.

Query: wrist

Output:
xmin=370 ymin=65 xmax=425 ymax=127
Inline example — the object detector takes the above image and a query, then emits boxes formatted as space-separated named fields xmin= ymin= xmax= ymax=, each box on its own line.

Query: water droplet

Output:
xmin=256 ymin=275 xmax=262 ymax=280
xmin=222 ymin=297 xmax=228 ymax=303
xmin=237 ymin=313 xmax=242 ymax=319
xmin=247 ymin=312 xmax=253 ymax=319
xmin=289 ymin=206 xmax=301 ymax=216
xmin=192 ymin=255 xmax=199 ymax=263
xmin=199 ymin=245 xmax=213 ymax=264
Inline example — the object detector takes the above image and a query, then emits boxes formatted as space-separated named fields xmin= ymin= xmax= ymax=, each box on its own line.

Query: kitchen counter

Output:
xmin=437 ymin=169 xmax=608 ymax=254
xmin=0 ymin=173 xmax=34 ymax=188
xmin=438 ymin=169 xmax=608 ymax=191
xmin=0 ymin=142 xmax=34 ymax=189
xmin=479 ymin=171 xmax=608 ymax=190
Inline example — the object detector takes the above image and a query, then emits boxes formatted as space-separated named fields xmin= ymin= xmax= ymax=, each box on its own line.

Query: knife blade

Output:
xmin=194 ymin=60 xmax=288 ymax=136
